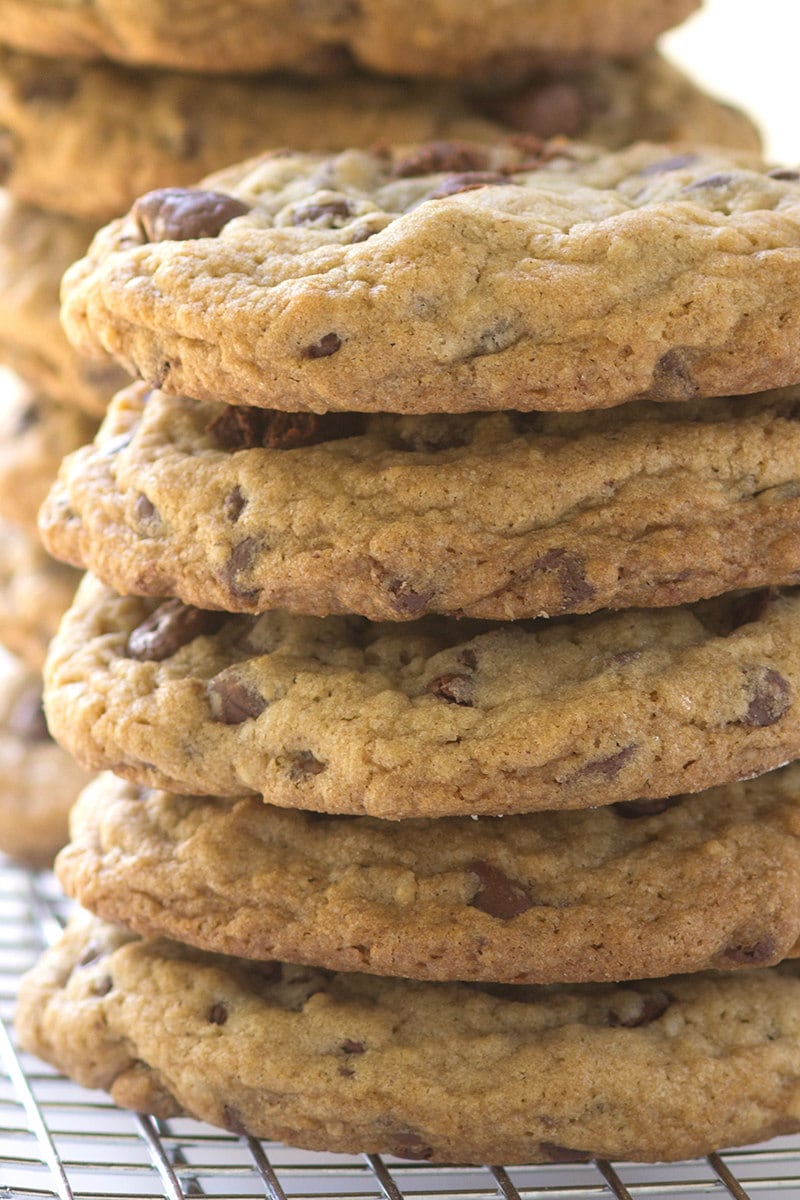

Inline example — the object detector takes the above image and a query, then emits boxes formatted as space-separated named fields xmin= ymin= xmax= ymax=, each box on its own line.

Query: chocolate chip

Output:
xmin=392 ymin=141 xmax=491 ymax=178
xmin=131 ymin=188 xmax=251 ymax=242
xmin=292 ymin=199 xmax=354 ymax=226
xmin=485 ymin=80 xmax=587 ymax=139
xmin=209 ymin=408 xmax=364 ymax=451
xmin=7 ymin=686 xmax=50 ymax=742
xmin=460 ymin=647 xmax=478 ymax=671
xmin=739 ymin=666 xmax=792 ymax=727
xmin=208 ymin=1003 xmax=228 ymax=1025
xmin=224 ymin=486 xmax=246 ymax=522
xmin=612 ymin=795 xmax=682 ymax=819
xmin=768 ymin=169 xmax=800 ymax=181
xmin=91 ymin=975 xmax=113 ymax=997
xmin=683 ymin=172 xmax=736 ymax=191
xmin=341 ymin=1039 xmax=365 ymax=1054
xmin=468 ymin=861 xmax=533 ymax=920
xmin=134 ymin=494 xmax=159 ymax=530
xmin=208 ymin=670 xmax=267 ymax=724
xmin=385 ymin=578 xmax=433 ymax=616
xmin=539 ymin=1142 xmax=592 ymax=1163
xmin=528 ymin=548 xmax=595 ymax=611
xmin=301 ymin=332 xmax=342 ymax=359
xmin=607 ymin=992 xmax=671 ymax=1027
xmin=721 ymin=936 xmax=778 ymax=966
xmin=287 ymin=750 xmax=326 ymax=781
xmin=649 ymin=348 xmax=698 ymax=402
xmin=426 ymin=171 xmax=511 ymax=200
xmin=427 ymin=673 xmax=474 ymax=706
xmin=338 ymin=1064 xmax=356 ymax=1077
xmin=579 ymin=744 xmax=637 ymax=780
xmin=638 ymin=153 xmax=700 ymax=176
xmin=224 ymin=538 xmax=260 ymax=603
xmin=222 ymin=1105 xmax=248 ymax=1135
xmin=126 ymin=599 xmax=225 ymax=662
xmin=388 ymin=1129 xmax=434 ymax=1160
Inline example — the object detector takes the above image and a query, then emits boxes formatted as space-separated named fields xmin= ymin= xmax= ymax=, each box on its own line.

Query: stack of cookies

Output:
xmin=0 ymin=0 xmax=760 ymax=869
xmin=16 ymin=134 xmax=800 ymax=1163
xmin=11 ymin=0 xmax=800 ymax=1169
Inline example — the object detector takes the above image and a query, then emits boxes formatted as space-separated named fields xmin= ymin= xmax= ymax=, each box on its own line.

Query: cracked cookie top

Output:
xmin=62 ymin=140 xmax=800 ymax=414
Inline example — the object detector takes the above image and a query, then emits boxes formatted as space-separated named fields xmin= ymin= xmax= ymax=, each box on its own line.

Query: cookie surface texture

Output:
xmin=0 ymin=48 xmax=760 ymax=221
xmin=43 ymin=577 xmax=800 ymax=818
xmin=0 ymin=520 xmax=80 ymax=670
xmin=40 ymin=383 xmax=800 ymax=621
xmin=61 ymin=141 xmax=800 ymax=414
xmin=0 ymin=0 xmax=700 ymax=77
xmin=57 ymin=768 xmax=800 ymax=984
xmin=16 ymin=912 xmax=800 ymax=1163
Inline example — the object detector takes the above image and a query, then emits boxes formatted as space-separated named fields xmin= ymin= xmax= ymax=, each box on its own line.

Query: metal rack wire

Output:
xmin=1 ymin=860 xmax=799 ymax=1200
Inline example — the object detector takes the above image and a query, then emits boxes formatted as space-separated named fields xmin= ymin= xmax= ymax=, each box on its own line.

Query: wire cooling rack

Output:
xmin=1 ymin=861 xmax=800 ymax=1200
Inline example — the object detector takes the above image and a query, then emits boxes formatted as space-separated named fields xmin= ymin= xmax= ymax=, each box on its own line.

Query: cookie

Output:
xmin=57 ymin=768 xmax=800 ymax=985
xmin=43 ymin=576 xmax=800 ymax=819
xmin=40 ymin=383 xmax=800 ymax=622
xmin=17 ymin=911 xmax=800 ymax=1164
xmin=0 ymin=652 xmax=91 ymax=866
xmin=0 ymin=47 xmax=760 ymax=221
xmin=61 ymin=141 xmax=800 ymax=415
xmin=0 ymin=192 xmax=126 ymax=415
xmin=0 ymin=380 xmax=97 ymax=535
xmin=0 ymin=0 xmax=700 ymax=78
xmin=0 ymin=520 xmax=80 ymax=670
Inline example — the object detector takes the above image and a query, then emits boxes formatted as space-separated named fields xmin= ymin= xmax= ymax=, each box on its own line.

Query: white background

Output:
xmin=663 ymin=0 xmax=800 ymax=161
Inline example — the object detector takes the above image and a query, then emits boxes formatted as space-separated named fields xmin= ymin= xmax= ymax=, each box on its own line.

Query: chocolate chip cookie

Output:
xmin=40 ymin=383 xmax=800 ymax=621
xmin=57 ymin=768 xmax=800 ymax=985
xmin=17 ymin=911 xmax=800 ymax=1163
xmin=0 ymin=193 xmax=126 ymax=414
xmin=0 ymin=0 xmax=700 ymax=78
xmin=62 ymin=141 xmax=800 ymax=415
xmin=0 ymin=381 xmax=96 ymax=535
xmin=0 ymin=652 xmax=91 ymax=866
xmin=43 ymin=577 xmax=800 ymax=819
xmin=0 ymin=520 xmax=80 ymax=670
xmin=0 ymin=47 xmax=760 ymax=221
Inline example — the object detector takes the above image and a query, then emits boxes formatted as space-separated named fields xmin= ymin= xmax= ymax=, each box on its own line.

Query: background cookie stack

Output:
xmin=0 ymin=0 xmax=763 ymax=873
xmin=9 ymin=0 xmax=800 ymax=1169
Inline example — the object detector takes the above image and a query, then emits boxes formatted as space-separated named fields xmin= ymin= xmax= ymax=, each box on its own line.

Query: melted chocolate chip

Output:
xmin=612 ymin=795 xmax=682 ymax=819
xmin=607 ymin=992 xmax=671 ymax=1027
xmin=288 ymin=750 xmax=326 ymax=781
xmin=722 ymin=936 xmax=778 ymax=965
xmin=301 ymin=332 xmax=342 ymax=359
xmin=388 ymin=1129 xmax=434 ymax=1160
xmin=208 ymin=407 xmax=363 ymax=451
xmin=385 ymin=578 xmax=433 ymax=616
xmin=132 ymin=188 xmax=251 ymax=242
xmin=91 ymin=975 xmax=113 ymax=997
xmin=126 ymin=599 xmax=225 ymax=662
xmin=224 ymin=538 xmax=260 ymax=602
xmin=460 ymin=647 xmax=478 ymax=671
xmin=579 ymin=744 xmax=637 ymax=780
xmin=224 ymin=485 xmax=247 ymax=522
xmin=208 ymin=1002 xmax=228 ymax=1025
xmin=208 ymin=670 xmax=268 ymax=724
xmin=427 ymin=672 xmax=474 ymax=706
xmin=426 ymin=171 xmax=511 ymax=200
xmin=649 ymin=348 xmax=698 ymax=402
xmin=392 ymin=141 xmax=491 ymax=178
xmin=7 ymin=686 xmax=50 ymax=742
xmin=484 ymin=80 xmax=587 ymax=139
xmin=468 ymin=860 xmax=533 ymax=920
xmin=740 ymin=666 xmax=792 ymax=727
xmin=528 ymin=548 xmax=595 ymax=611
xmin=341 ymin=1039 xmax=365 ymax=1054
xmin=292 ymin=199 xmax=354 ymax=226
xmin=769 ymin=169 xmax=800 ymax=181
